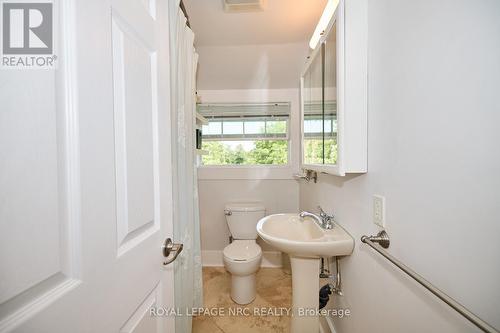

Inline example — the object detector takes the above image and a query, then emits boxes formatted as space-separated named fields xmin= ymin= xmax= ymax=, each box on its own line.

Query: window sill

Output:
xmin=197 ymin=165 xmax=297 ymax=180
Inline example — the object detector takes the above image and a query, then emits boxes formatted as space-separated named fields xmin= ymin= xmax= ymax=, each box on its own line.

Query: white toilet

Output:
xmin=223 ymin=203 xmax=265 ymax=304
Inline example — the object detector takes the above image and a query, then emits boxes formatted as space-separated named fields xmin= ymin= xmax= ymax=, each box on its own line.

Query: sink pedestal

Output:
xmin=256 ymin=214 xmax=354 ymax=332
xmin=290 ymin=256 xmax=320 ymax=333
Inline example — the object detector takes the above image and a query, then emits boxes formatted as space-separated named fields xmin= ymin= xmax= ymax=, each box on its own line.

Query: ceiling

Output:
xmin=183 ymin=0 xmax=327 ymax=90
xmin=183 ymin=0 xmax=328 ymax=47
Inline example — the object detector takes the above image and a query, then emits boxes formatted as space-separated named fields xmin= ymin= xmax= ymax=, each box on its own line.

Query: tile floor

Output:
xmin=192 ymin=267 xmax=292 ymax=333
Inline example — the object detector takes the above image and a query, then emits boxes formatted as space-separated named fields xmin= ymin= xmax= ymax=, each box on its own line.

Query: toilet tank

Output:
xmin=224 ymin=203 xmax=266 ymax=240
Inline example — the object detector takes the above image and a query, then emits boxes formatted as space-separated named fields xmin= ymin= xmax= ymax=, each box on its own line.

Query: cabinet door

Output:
xmin=323 ymin=23 xmax=338 ymax=166
xmin=303 ymin=47 xmax=324 ymax=165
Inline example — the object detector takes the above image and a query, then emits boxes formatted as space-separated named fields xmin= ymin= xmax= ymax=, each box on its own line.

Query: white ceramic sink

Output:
xmin=256 ymin=213 xmax=354 ymax=258
xmin=257 ymin=213 xmax=354 ymax=333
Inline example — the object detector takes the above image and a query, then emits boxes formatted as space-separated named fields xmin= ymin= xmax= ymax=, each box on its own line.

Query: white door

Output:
xmin=0 ymin=0 xmax=176 ymax=332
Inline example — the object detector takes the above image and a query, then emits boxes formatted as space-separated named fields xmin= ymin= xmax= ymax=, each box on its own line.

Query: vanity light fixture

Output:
xmin=309 ymin=0 xmax=339 ymax=49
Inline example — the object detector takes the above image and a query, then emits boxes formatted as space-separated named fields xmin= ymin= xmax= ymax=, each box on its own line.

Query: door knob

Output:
xmin=162 ymin=238 xmax=183 ymax=265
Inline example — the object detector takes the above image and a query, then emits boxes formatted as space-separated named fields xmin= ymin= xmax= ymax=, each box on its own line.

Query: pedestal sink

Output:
xmin=256 ymin=213 xmax=354 ymax=333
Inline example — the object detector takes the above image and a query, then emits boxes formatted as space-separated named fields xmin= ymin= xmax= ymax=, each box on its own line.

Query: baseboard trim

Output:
xmin=202 ymin=250 xmax=282 ymax=268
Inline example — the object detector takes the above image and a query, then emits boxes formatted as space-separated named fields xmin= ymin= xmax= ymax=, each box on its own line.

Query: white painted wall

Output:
xmin=198 ymin=179 xmax=299 ymax=257
xmin=301 ymin=0 xmax=500 ymax=332
xmin=197 ymin=89 xmax=301 ymax=265
xmin=196 ymin=43 xmax=309 ymax=90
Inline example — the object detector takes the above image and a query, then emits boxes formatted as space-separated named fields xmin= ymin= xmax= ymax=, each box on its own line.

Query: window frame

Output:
xmin=196 ymin=89 xmax=300 ymax=181
xmin=198 ymin=102 xmax=292 ymax=168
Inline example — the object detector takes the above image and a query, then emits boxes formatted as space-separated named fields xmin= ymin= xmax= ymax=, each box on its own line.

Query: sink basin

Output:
xmin=257 ymin=213 xmax=354 ymax=257
xmin=257 ymin=213 xmax=354 ymax=333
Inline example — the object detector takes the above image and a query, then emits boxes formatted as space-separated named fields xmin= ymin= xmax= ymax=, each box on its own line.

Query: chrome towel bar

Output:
xmin=361 ymin=231 xmax=499 ymax=333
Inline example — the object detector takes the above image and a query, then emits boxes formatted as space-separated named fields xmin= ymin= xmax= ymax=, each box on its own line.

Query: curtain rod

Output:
xmin=179 ymin=0 xmax=191 ymax=28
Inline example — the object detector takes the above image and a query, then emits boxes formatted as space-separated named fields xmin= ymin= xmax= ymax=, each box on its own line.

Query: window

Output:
xmin=198 ymin=103 xmax=290 ymax=166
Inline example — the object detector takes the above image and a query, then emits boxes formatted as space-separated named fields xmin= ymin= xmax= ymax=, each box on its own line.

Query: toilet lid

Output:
xmin=223 ymin=240 xmax=261 ymax=261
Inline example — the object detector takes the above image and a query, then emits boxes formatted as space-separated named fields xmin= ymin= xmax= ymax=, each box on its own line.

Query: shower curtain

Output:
xmin=169 ymin=1 xmax=203 ymax=332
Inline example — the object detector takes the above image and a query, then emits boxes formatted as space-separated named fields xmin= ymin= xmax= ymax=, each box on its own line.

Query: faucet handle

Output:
xmin=318 ymin=205 xmax=327 ymax=217
xmin=318 ymin=206 xmax=334 ymax=219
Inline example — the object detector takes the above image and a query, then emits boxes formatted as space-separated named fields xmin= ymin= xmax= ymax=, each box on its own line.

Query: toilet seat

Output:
xmin=223 ymin=240 xmax=261 ymax=262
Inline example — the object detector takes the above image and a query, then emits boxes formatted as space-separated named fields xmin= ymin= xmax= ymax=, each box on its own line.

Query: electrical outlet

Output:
xmin=373 ymin=195 xmax=385 ymax=227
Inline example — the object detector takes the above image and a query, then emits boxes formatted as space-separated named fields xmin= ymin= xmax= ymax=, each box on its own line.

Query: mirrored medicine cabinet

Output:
xmin=300 ymin=0 xmax=368 ymax=176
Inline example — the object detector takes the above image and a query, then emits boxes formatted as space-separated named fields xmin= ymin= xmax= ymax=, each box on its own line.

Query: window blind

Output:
xmin=198 ymin=102 xmax=290 ymax=141
xmin=197 ymin=102 xmax=290 ymax=118
xmin=303 ymin=101 xmax=337 ymax=138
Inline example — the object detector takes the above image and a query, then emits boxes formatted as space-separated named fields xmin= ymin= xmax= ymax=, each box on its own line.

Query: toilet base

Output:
xmin=230 ymin=274 xmax=256 ymax=305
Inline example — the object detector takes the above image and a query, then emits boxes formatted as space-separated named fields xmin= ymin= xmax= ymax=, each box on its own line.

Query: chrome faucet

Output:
xmin=299 ymin=206 xmax=335 ymax=230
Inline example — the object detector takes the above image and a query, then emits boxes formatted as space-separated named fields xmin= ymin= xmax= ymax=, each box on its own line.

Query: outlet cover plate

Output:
xmin=373 ymin=195 xmax=385 ymax=227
